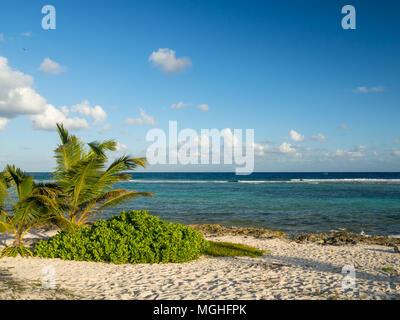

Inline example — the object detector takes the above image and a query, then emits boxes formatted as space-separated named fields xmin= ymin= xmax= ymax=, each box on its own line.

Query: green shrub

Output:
xmin=34 ymin=210 xmax=208 ymax=264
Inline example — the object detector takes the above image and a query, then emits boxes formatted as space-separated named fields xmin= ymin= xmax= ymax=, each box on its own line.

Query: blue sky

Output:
xmin=0 ymin=0 xmax=399 ymax=172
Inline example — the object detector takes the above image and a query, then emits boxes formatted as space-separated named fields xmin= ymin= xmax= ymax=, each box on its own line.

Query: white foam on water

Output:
xmin=128 ymin=179 xmax=228 ymax=184
xmin=127 ymin=178 xmax=400 ymax=185
xmin=289 ymin=178 xmax=400 ymax=184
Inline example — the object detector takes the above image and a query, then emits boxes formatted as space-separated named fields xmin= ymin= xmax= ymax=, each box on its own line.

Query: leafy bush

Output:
xmin=34 ymin=210 xmax=208 ymax=264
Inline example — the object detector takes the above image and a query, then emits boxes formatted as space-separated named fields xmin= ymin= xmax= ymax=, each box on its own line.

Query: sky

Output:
xmin=0 ymin=0 xmax=400 ymax=172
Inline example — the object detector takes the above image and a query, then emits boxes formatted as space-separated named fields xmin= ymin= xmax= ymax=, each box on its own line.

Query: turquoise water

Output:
xmin=32 ymin=172 xmax=400 ymax=236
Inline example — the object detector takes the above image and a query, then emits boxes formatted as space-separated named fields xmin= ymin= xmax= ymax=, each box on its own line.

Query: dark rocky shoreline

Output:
xmin=189 ymin=224 xmax=400 ymax=248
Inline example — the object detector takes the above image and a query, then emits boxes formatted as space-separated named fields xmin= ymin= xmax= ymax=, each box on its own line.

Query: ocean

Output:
xmin=32 ymin=172 xmax=400 ymax=237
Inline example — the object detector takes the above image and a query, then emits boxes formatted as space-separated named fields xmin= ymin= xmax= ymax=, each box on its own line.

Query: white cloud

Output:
xmin=124 ymin=108 xmax=157 ymax=126
xmin=0 ymin=57 xmax=46 ymax=119
xmin=0 ymin=56 xmax=104 ymax=131
xmin=30 ymin=104 xmax=89 ymax=131
xmin=251 ymin=141 xmax=304 ymax=157
xmin=197 ymin=104 xmax=209 ymax=112
xmin=289 ymin=129 xmax=304 ymax=142
xmin=149 ymin=48 xmax=191 ymax=74
xmin=39 ymin=57 xmax=67 ymax=75
xmin=310 ymin=133 xmax=327 ymax=142
xmin=392 ymin=148 xmax=400 ymax=157
xmin=115 ymin=142 xmax=128 ymax=152
xmin=252 ymin=142 xmax=271 ymax=156
xmin=279 ymin=142 xmax=296 ymax=154
xmin=124 ymin=117 xmax=143 ymax=125
xmin=0 ymin=118 xmax=9 ymax=131
xmin=171 ymin=101 xmax=190 ymax=110
xmin=139 ymin=108 xmax=157 ymax=125
xmin=71 ymin=100 xmax=107 ymax=123
xmin=21 ymin=31 xmax=32 ymax=37
xmin=339 ymin=124 xmax=350 ymax=131
xmin=324 ymin=146 xmax=366 ymax=159
xmin=353 ymin=86 xmax=385 ymax=93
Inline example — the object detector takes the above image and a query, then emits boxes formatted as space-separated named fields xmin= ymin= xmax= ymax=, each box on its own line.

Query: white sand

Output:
xmin=0 ymin=231 xmax=399 ymax=300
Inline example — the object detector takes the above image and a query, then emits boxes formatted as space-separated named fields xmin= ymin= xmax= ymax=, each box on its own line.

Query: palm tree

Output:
xmin=0 ymin=165 xmax=62 ymax=257
xmin=52 ymin=123 xmax=153 ymax=231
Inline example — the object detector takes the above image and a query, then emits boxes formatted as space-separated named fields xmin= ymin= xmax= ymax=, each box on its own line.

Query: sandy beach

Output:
xmin=1 ymin=229 xmax=399 ymax=300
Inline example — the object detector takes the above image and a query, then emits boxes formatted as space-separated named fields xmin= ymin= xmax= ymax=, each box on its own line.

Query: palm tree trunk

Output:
xmin=13 ymin=227 xmax=23 ymax=247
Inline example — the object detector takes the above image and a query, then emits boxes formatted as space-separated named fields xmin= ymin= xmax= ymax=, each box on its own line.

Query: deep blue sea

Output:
xmin=32 ymin=172 xmax=400 ymax=237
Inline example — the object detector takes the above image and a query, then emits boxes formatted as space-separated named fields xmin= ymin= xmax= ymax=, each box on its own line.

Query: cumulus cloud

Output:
xmin=279 ymin=142 xmax=296 ymax=153
xmin=39 ymin=57 xmax=67 ymax=75
xmin=0 ymin=56 xmax=104 ymax=131
xmin=353 ymin=86 xmax=385 ymax=93
xmin=197 ymin=104 xmax=209 ymax=112
xmin=30 ymin=104 xmax=89 ymax=131
xmin=252 ymin=142 xmax=270 ymax=156
xmin=289 ymin=129 xmax=304 ymax=142
xmin=310 ymin=133 xmax=327 ymax=142
xmin=124 ymin=108 xmax=157 ymax=126
xmin=0 ymin=118 xmax=9 ymax=131
xmin=251 ymin=141 xmax=302 ymax=157
xmin=0 ymin=57 xmax=47 ymax=118
xmin=71 ymin=100 xmax=107 ymax=123
xmin=149 ymin=48 xmax=191 ymax=74
xmin=324 ymin=146 xmax=366 ymax=159
xmin=115 ymin=142 xmax=128 ymax=152
xmin=171 ymin=101 xmax=190 ymax=110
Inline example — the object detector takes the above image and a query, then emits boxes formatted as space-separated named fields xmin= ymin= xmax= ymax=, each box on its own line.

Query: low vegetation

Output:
xmin=204 ymin=241 xmax=266 ymax=258
xmin=35 ymin=210 xmax=208 ymax=264
xmin=0 ymin=165 xmax=63 ymax=257
xmin=1 ymin=123 xmax=266 ymax=263
xmin=51 ymin=123 xmax=153 ymax=232
xmin=0 ymin=123 xmax=152 ymax=257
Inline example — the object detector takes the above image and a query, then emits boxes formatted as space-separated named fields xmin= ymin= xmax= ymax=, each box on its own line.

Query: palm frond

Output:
xmin=57 ymin=123 xmax=70 ymax=144
xmin=99 ymin=190 xmax=154 ymax=210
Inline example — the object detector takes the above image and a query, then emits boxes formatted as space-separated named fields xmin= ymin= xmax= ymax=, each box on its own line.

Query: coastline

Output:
xmin=1 ymin=226 xmax=399 ymax=300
